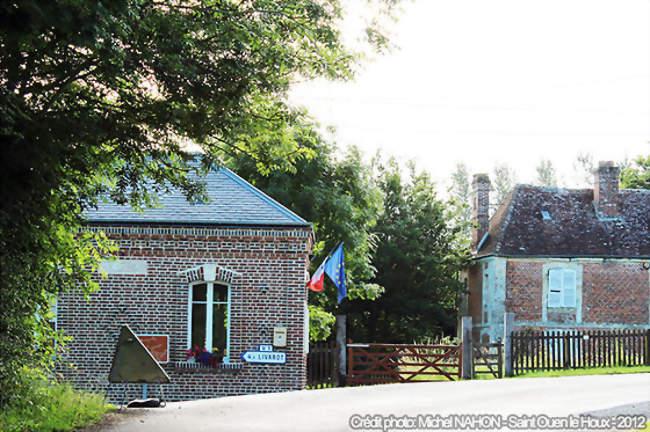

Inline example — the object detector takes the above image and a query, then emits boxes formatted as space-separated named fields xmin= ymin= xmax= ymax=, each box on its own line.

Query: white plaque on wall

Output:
xmin=100 ymin=260 xmax=148 ymax=275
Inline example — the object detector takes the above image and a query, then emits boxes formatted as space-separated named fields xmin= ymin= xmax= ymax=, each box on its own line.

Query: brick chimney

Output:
xmin=471 ymin=173 xmax=490 ymax=250
xmin=593 ymin=161 xmax=621 ymax=218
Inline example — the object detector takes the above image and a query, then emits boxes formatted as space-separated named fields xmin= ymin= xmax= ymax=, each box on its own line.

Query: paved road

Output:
xmin=91 ymin=374 xmax=650 ymax=432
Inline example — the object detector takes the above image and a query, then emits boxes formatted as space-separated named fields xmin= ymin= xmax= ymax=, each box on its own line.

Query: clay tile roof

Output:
xmin=477 ymin=185 xmax=650 ymax=258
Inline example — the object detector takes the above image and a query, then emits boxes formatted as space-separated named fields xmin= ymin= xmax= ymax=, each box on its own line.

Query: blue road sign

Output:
xmin=241 ymin=351 xmax=286 ymax=364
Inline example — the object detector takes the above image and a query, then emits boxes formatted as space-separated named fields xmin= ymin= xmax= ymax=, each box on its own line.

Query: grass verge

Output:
xmin=514 ymin=365 xmax=650 ymax=378
xmin=400 ymin=363 xmax=650 ymax=381
xmin=0 ymin=370 xmax=115 ymax=432
xmin=306 ymin=382 xmax=337 ymax=390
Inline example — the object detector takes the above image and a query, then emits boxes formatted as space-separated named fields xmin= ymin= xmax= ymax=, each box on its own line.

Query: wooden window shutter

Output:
xmin=548 ymin=269 xmax=563 ymax=307
xmin=562 ymin=269 xmax=577 ymax=307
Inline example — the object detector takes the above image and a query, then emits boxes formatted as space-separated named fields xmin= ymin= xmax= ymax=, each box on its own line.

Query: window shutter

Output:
xmin=562 ymin=269 xmax=577 ymax=307
xmin=548 ymin=269 xmax=562 ymax=307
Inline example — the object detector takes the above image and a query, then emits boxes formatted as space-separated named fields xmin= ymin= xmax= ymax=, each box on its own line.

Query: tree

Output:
xmin=448 ymin=162 xmax=471 ymax=230
xmin=0 ymin=0 xmax=400 ymax=407
xmin=573 ymin=152 xmax=595 ymax=187
xmin=228 ymin=140 xmax=383 ymax=341
xmin=491 ymin=163 xmax=517 ymax=214
xmin=535 ymin=159 xmax=558 ymax=187
xmin=621 ymin=155 xmax=650 ymax=190
xmin=347 ymin=158 xmax=471 ymax=343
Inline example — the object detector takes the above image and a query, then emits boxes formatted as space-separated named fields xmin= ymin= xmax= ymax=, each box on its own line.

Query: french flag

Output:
xmin=307 ymin=260 xmax=326 ymax=292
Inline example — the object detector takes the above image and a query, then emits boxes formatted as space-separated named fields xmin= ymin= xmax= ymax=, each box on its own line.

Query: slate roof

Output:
xmin=478 ymin=185 xmax=650 ymax=258
xmin=83 ymin=167 xmax=310 ymax=227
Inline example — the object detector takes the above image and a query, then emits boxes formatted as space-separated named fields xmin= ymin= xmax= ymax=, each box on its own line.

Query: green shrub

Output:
xmin=0 ymin=368 xmax=115 ymax=432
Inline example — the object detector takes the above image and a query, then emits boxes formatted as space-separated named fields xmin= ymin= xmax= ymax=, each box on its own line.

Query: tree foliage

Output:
xmin=573 ymin=152 xmax=595 ymax=187
xmin=491 ymin=162 xmax=516 ymax=214
xmin=307 ymin=305 xmax=337 ymax=342
xmin=347 ymin=158 xmax=472 ymax=343
xmin=448 ymin=162 xmax=471 ymax=234
xmin=621 ymin=155 xmax=650 ymax=190
xmin=0 ymin=0 xmax=399 ymax=407
xmin=228 ymin=139 xmax=383 ymax=341
xmin=535 ymin=159 xmax=558 ymax=187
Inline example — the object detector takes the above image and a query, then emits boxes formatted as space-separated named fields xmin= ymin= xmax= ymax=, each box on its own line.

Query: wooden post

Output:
xmin=347 ymin=339 xmax=354 ymax=384
xmin=461 ymin=316 xmax=473 ymax=379
xmin=335 ymin=315 xmax=347 ymax=386
xmin=503 ymin=312 xmax=515 ymax=377
xmin=563 ymin=332 xmax=570 ymax=369
xmin=497 ymin=341 xmax=503 ymax=378
xmin=645 ymin=329 xmax=650 ymax=366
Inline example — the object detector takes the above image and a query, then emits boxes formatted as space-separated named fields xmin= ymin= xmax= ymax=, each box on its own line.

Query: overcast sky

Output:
xmin=290 ymin=0 xmax=649 ymax=188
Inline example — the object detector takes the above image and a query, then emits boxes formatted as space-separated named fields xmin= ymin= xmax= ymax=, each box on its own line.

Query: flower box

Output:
xmin=172 ymin=361 xmax=243 ymax=374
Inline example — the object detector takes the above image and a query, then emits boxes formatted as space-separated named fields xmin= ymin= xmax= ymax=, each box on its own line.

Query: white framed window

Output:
xmin=548 ymin=268 xmax=577 ymax=308
xmin=187 ymin=282 xmax=231 ymax=362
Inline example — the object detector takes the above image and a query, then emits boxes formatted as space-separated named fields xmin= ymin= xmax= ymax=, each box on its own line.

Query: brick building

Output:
xmin=55 ymin=166 xmax=313 ymax=402
xmin=461 ymin=161 xmax=650 ymax=343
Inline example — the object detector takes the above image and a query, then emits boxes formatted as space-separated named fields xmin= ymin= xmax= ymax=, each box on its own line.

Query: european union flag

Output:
xmin=324 ymin=243 xmax=346 ymax=304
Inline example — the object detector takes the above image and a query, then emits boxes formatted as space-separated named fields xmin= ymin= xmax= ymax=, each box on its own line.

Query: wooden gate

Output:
xmin=307 ymin=340 xmax=337 ymax=388
xmin=472 ymin=342 xmax=502 ymax=378
xmin=347 ymin=343 xmax=461 ymax=385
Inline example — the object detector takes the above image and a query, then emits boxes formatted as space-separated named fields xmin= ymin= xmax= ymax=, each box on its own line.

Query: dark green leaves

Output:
xmin=621 ymin=155 xmax=650 ymax=190
xmin=0 ymin=0 xmax=401 ymax=405
xmin=229 ymin=140 xmax=383 ymax=341
xmin=347 ymin=157 xmax=472 ymax=343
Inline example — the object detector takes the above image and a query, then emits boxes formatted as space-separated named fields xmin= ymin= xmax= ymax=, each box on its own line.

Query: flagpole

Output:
xmin=312 ymin=241 xmax=343 ymax=272
xmin=306 ymin=241 xmax=343 ymax=287
xmin=321 ymin=241 xmax=343 ymax=262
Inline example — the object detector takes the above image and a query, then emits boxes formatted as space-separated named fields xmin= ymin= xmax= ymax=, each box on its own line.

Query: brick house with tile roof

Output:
xmin=461 ymin=161 xmax=650 ymax=343
xmin=55 ymin=165 xmax=313 ymax=402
